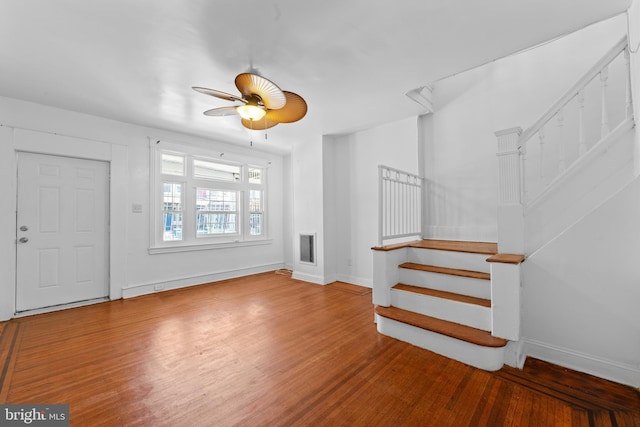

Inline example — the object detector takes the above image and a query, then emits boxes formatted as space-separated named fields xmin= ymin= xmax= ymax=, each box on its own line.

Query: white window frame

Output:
xmin=149 ymin=139 xmax=270 ymax=254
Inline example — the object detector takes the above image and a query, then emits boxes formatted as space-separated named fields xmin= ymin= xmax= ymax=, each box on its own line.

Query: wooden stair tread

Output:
xmin=408 ymin=239 xmax=497 ymax=255
xmin=393 ymin=283 xmax=491 ymax=307
xmin=375 ymin=306 xmax=507 ymax=348
xmin=399 ymin=262 xmax=490 ymax=280
xmin=372 ymin=239 xmax=497 ymax=254
xmin=486 ymin=253 xmax=525 ymax=264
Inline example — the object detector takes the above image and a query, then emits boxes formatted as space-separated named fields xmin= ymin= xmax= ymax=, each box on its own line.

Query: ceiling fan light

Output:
xmin=237 ymin=104 xmax=266 ymax=121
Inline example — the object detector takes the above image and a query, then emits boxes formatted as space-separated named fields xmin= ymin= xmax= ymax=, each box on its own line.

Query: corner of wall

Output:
xmin=503 ymin=340 xmax=526 ymax=369
xmin=0 ymin=126 xmax=16 ymax=320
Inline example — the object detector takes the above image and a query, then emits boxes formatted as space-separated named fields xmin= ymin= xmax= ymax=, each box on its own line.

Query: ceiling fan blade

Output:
xmin=266 ymin=91 xmax=307 ymax=123
xmin=203 ymin=106 xmax=239 ymax=116
xmin=241 ymin=117 xmax=279 ymax=130
xmin=235 ymin=73 xmax=286 ymax=110
xmin=193 ymin=87 xmax=245 ymax=103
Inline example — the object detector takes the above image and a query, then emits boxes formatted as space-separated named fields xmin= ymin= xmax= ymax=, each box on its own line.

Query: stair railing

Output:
xmin=496 ymin=36 xmax=633 ymax=208
xmin=378 ymin=165 xmax=422 ymax=246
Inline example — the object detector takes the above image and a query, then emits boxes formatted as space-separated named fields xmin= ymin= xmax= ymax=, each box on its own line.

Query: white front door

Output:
xmin=16 ymin=152 xmax=110 ymax=311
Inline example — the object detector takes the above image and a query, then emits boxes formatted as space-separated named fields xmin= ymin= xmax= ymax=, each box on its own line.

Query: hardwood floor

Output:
xmin=1 ymin=272 xmax=638 ymax=426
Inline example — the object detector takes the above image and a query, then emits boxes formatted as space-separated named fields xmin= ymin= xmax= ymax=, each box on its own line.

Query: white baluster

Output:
xmin=538 ymin=126 xmax=546 ymax=186
xmin=625 ymin=47 xmax=633 ymax=119
xmin=557 ymin=108 xmax=566 ymax=173
xmin=520 ymin=142 xmax=528 ymax=203
xmin=577 ymin=90 xmax=587 ymax=156
xmin=600 ymin=66 xmax=610 ymax=137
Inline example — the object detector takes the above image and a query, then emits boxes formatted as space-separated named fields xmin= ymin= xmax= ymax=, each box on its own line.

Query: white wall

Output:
xmin=0 ymin=96 xmax=286 ymax=320
xmin=629 ymin=0 xmax=640 ymax=176
xmin=517 ymin=1 xmax=640 ymax=390
xmin=283 ymin=154 xmax=295 ymax=270
xmin=517 ymin=9 xmax=640 ymax=387
xmin=329 ymin=117 xmax=419 ymax=287
xmin=424 ymin=14 xmax=627 ymax=242
xmin=290 ymin=135 xmax=326 ymax=283
xmin=322 ymin=135 xmax=341 ymax=284
xmin=522 ymin=175 xmax=640 ymax=387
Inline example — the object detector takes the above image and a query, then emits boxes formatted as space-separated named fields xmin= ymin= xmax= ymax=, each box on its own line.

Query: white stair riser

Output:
xmin=398 ymin=269 xmax=490 ymax=299
xmin=376 ymin=314 xmax=505 ymax=371
xmin=391 ymin=289 xmax=491 ymax=331
xmin=407 ymin=248 xmax=490 ymax=273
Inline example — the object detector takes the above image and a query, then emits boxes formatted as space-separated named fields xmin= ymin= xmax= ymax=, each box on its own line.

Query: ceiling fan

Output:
xmin=193 ymin=73 xmax=307 ymax=130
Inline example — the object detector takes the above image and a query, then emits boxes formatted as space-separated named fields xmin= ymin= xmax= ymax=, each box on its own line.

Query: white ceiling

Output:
xmin=0 ymin=0 xmax=631 ymax=153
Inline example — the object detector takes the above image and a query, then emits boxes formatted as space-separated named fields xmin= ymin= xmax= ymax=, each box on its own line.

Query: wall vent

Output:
xmin=299 ymin=233 xmax=316 ymax=265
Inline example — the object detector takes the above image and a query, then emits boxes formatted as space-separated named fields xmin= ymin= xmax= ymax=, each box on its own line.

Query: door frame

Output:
xmin=0 ymin=127 xmax=128 ymax=320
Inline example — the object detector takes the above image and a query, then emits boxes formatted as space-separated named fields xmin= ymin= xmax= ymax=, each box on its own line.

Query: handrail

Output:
xmin=519 ymin=36 xmax=628 ymax=144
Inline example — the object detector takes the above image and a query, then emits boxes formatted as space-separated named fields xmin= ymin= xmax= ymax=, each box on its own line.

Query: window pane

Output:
xmin=161 ymin=154 xmax=185 ymax=176
xmin=196 ymin=189 xmax=237 ymax=211
xmin=194 ymin=159 xmax=241 ymax=182
xmin=249 ymin=190 xmax=262 ymax=212
xmin=250 ymin=213 xmax=262 ymax=235
xmin=163 ymin=212 xmax=182 ymax=241
xmin=162 ymin=182 xmax=182 ymax=241
xmin=248 ymin=167 xmax=262 ymax=184
xmin=250 ymin=190 xmax=262 ymax=235
xmin=196 ymin=212 xmax=237 ymax=235
xmin=163 ymin=183 xmax=182 ymax=211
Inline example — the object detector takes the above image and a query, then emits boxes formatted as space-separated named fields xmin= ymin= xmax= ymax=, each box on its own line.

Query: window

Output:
xmin=151 ymin=143 xmax=269 ymax=252
xmin=193 ymin=159 xmax=241 ymax=182
xmin=248 ymin=167 xmax=262 ymax=184
xmin=161 ymin=154 xmax=185 ymax=176
xmin=196 ymin=189 xmax=238 ymax=235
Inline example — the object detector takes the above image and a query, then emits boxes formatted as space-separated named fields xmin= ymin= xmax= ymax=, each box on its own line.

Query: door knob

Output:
xmin=19 ymin=225 xmax=28 ymax=231
xmin=19 ymin=237 xmax=28 ymax=243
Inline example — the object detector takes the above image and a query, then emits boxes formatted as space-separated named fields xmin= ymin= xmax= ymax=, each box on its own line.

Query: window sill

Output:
xmin=148 ymin=238 xmax=273 ymax=254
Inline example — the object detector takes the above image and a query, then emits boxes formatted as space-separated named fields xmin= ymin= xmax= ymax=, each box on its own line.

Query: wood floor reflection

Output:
xmin=0 ymin=272 xmax=638 ymax=426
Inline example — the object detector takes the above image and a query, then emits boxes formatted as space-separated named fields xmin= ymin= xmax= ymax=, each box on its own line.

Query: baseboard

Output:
xmin=334 ymin=274 xmax=373 ymax=288
xmin=290 ymin=273 xmax=374 ymax=288
xmin=122 ymin=262 xmax=284 ymax=298
xmin=291 ymin=271 xmax=326 ymax=285
xmin=523 ymin=338 xmax=640 ymax=388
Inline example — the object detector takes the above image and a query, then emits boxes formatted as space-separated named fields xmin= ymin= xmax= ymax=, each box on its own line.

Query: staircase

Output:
xmin=372 ymin=239 xmax=522 ymax=371
xmin=372 ymin=35 xmax=635 ymax=383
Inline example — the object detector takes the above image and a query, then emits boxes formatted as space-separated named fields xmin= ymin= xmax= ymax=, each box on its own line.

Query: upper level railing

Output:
xmin=378 ymin=165 xmax=422 ymax=246
xmin=496 ymin=36 xmax=633 ymax=206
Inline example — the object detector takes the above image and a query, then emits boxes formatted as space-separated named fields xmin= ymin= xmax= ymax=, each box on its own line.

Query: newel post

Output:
xmin=492 ymin=128 xmax=525 ymax=344
xmin=495 ymin=127 xmax=524 ymax=254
